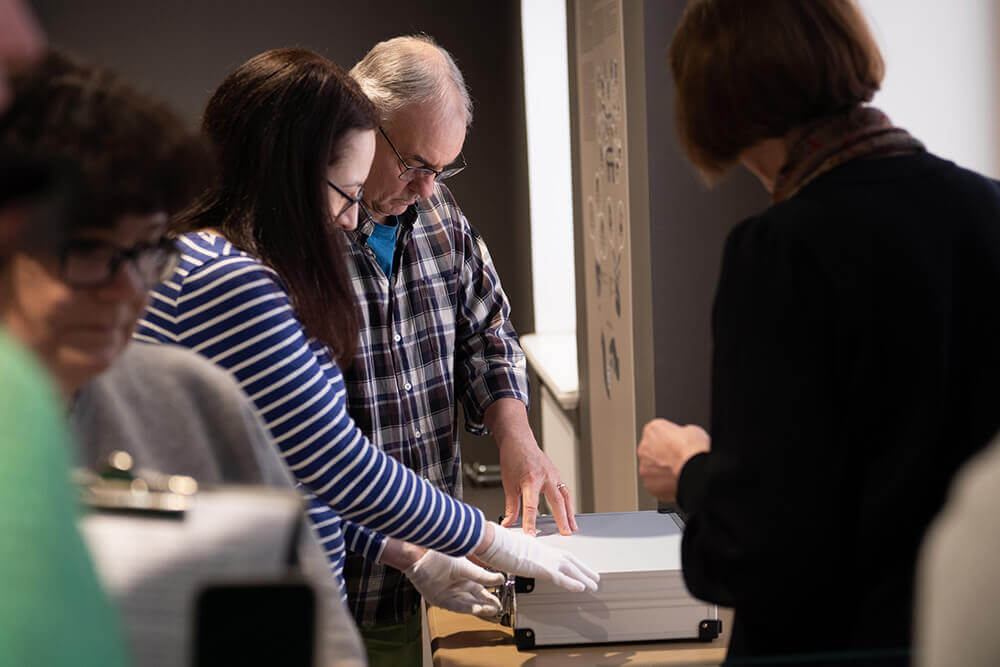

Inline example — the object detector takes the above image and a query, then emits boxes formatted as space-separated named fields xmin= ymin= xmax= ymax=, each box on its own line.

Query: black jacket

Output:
xmin=677 ymin=152 xmax=1000 ymax=664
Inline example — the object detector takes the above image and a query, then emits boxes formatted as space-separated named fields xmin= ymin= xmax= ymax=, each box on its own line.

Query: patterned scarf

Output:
xmin=772 ymin=106 xmax=925 ymax=203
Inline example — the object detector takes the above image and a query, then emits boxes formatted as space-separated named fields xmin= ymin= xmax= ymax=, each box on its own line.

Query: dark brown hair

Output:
xmin=670 ymin=0 xmax=885 ymax=178
xmin=173 ymin=48 xmax=378 ymax=365
xmin=0 ymin=51 xmax=209 ymax=231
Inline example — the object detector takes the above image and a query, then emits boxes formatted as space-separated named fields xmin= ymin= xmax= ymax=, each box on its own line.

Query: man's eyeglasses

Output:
xmin=60 ymin=237 xmax=179 ymax=288
xmin=327 ymin=181 xmax=364 ymax=219
xmin=379 ymin=127 xmax=467 ymax=183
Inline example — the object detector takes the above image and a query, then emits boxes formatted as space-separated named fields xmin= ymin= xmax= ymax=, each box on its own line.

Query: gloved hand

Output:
xmin=476 ymin=523 xmax=600 ymax=593
xmin=403 ymin=550 xmax=505 ymax=619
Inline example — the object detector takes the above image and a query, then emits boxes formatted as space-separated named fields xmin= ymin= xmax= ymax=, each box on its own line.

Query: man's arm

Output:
xmin=485 ymin=397 xmax=577 ymax=536
xmin=444 ymin=203 xmax=577 ymax=537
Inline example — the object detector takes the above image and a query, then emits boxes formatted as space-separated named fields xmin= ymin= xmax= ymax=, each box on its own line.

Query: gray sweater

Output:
xmin=71 ymin=342 xmax=365 ymax=667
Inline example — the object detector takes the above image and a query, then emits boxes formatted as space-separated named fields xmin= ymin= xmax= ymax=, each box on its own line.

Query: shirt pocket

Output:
xmin=413 ymin=270 xmax=458 ymax=361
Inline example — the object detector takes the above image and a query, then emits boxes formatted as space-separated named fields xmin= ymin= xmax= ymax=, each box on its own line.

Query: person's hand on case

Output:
xmin=403 ymin=550 xmax=504 ymax=618
xmin=475 ymin=522 xmax=600 ymax=593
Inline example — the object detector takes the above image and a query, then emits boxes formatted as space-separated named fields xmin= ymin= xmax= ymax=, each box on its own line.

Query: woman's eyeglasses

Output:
xmin=59 ymin=237 xmax=179 ymax=288
xmin=327 ymin=181 xmax=364 ymax=219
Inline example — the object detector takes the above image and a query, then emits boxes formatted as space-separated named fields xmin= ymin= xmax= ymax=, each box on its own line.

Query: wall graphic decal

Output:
xmin=575 ymin=0 xmax=638 ymax=510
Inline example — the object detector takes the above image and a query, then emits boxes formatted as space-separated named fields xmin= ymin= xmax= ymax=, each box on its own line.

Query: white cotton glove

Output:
xmin=403 ymin=550 xmax=505 ymax=619
xmin=476 ymin=523 xmax=600 ymax=593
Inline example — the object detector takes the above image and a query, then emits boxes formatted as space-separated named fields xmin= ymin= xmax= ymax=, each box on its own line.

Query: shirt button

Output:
xmin=393 ymin=333 xmax=402 ymax=342
xmin=414 ymin=429 xmax=422 ymax=438
xmin=404 ymin=382 xmax=412 ymax=391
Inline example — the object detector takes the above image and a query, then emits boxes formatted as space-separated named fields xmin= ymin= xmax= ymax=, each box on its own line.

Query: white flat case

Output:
xmin=511 ymin=510 xmax=720 ymax=650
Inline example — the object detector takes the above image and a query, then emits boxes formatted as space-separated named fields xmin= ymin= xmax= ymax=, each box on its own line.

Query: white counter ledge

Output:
xmin=519 ymin=331 xmax=579 ymax=411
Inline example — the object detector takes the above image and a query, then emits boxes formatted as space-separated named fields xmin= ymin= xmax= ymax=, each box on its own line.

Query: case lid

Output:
xmin=519 ymin=510 xmax=683 ymax=574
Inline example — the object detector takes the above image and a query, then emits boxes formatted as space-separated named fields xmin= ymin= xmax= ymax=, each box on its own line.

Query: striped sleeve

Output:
xmin=168 ymin=251 xmax=485 ymax=557
xmin=304 ymin=494 xmax=348 ymax=593
xmin=340 ymin=517 xmax=388 ymax=563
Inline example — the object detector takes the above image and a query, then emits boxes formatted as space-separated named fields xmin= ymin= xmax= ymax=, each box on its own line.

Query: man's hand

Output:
xmin=484 ymin=398 xmax=577 ymax=536
xmin=637 ymin=418 xmax=711 ymax=502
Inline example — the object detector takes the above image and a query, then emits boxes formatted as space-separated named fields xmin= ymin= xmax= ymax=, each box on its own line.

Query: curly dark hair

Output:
xmin=0 ymin=50 xmax=211 ymax=231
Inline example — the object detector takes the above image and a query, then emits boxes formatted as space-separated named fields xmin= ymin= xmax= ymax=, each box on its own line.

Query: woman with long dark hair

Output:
xmin=135 ymin=48 xmax=598 ymax=623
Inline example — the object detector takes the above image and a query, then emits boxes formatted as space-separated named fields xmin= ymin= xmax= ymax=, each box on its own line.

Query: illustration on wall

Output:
xmin=586 ymin=54 xmax=628 ymax=398
xmin=600 ymin=331 xmax=621 ymax=398
xmin=576 ymin=0 xmax=639 ymax=509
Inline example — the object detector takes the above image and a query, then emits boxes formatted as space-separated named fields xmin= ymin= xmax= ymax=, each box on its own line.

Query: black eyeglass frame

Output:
xmin=378 ymin=126 xmax=467 ymax=183
xmin=58 ymin=237 xmax=180 ymax=289
xmin=326 ymin=180 xmax=365 ymax=220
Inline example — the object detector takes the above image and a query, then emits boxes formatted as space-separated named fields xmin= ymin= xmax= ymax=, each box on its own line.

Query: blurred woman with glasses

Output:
xmin=0 ymin=50 xmax=207 ymax=666
xmin=1 ymin=51 xmax=377 ymax=664
xmin=134 ymin=48 xmax=599 ymax=640
xmin=0 ymin=51 xmax=203 ymax=398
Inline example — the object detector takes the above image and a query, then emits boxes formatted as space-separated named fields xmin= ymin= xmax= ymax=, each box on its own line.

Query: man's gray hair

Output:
xmin=350 ymin=34 xmax=473 ymax=128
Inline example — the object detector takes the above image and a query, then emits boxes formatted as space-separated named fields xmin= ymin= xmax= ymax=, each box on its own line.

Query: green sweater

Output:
xmin=0 ymin=330 xmax=128 ymax=666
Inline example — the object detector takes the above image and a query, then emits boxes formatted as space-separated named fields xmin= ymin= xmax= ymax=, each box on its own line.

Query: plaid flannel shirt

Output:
xmin=341 ymin=182 xmax=529 ymax=626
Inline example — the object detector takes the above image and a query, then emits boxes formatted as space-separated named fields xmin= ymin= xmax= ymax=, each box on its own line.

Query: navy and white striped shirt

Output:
xmin=134 ymin=232 xmax=486 ymax=595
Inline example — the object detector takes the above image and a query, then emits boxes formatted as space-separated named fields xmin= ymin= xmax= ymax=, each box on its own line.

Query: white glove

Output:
xmin=476 ymin=523 xmax=600 ymax=593
xmin=403 ymin=550 xmax=505 ymax=619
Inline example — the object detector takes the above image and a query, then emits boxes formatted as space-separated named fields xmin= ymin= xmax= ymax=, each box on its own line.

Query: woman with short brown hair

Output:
xmin=671 ymin=0 xmax=886 ymax=180
xmin=637 ymin=0 xmax=1000 ymax=662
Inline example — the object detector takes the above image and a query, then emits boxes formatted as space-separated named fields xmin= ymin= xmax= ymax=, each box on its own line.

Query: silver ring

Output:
xmin=556 ymin=482 xmax=568 ymax=490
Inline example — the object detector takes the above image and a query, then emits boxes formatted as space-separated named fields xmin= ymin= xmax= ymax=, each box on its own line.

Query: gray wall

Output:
xmin=570 ymin=0 xmax=769 ymax=512
xmin=32 ymin=0 xmax=532 ymax=478
xmin=32 ymin=0 xmax=534 ymax=336
xmin=641 ymin=1 xmax=769 ymax=431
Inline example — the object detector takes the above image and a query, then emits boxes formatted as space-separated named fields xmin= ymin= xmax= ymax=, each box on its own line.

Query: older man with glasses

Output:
xmin=343 ymin=35 xmax=577 ymax=664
